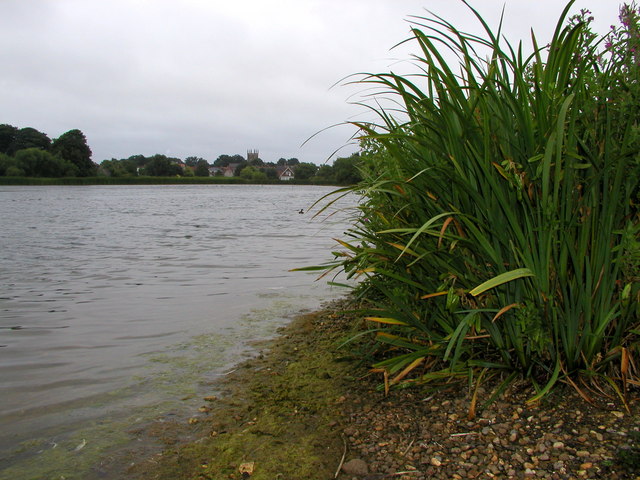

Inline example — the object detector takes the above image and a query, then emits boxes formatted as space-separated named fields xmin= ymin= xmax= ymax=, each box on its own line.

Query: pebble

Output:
xmin=337 ymin=378 xmax=638 ymax=480
xmin=342 ymin=459 xmax=369 ymax=476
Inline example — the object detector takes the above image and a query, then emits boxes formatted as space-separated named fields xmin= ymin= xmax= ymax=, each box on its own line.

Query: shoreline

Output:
xmin=0 ymin=176 xmax=341 ymax=186
xmin=123 ymin=299 xmax=639 ymax=480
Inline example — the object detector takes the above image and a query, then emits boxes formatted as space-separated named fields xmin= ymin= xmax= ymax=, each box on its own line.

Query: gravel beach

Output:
xmin=132 ymin=300 xmax=640 ymax=480
xmin=339 ymin=376 xmax=639 ymax=479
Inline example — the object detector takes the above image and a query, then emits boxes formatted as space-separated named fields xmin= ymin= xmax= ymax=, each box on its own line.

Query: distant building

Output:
xmin=223 ymin=163 xmax=241 ymax=177
xmin=276 ymin=166 xmax=294 ymax=181
xmin=247 ymin=149 xmax=259 ymax=162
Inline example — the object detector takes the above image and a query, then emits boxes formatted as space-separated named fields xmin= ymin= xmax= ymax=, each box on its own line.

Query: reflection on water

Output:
xmin=0 ymin=184 xmax=352 ymax=478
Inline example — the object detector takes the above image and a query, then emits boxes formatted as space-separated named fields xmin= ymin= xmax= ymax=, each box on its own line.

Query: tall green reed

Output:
xmin=328 ymin=1 xmax=640 ymax=403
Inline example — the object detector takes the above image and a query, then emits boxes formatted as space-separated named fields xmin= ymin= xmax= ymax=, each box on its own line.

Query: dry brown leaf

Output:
xmin=239 ymin=461 xmax=255 ymax=475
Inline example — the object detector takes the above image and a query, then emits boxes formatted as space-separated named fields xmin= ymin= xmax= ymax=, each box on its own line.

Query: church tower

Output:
xmin=247 ymin=149 xmax=259 ymax=162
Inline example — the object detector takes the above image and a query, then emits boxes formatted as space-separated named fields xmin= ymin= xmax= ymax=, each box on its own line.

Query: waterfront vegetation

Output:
xmin=319 ymin=1 xmax=640 ymax=408
xmin=0 ymin=124 xmax=363 ymax=185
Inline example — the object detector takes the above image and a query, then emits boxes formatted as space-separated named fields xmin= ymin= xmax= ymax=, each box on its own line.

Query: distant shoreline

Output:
xmin=0 ymin=176 xmax=342 ymax=186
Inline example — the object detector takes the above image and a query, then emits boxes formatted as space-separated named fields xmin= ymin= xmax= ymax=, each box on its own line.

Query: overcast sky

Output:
xmin=0 ymin=1 xmax=622 ymax=165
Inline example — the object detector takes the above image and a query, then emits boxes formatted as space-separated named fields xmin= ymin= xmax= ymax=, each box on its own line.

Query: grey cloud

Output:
xmin=0 ymin=0 xmax=621 ymax=164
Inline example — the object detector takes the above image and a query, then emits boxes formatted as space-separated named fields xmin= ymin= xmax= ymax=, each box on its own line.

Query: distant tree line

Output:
xmin=0 ymin=124 xmax=95 ymax=177
xmin=0 ymin=123 xmax=362 ymax=184
xmin=101 ymin=152 xmax=362 ymax=184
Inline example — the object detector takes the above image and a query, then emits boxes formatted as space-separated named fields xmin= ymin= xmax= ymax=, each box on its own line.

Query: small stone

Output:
xmin=430 ymin=457 xmax=442 ymax=467
xmin=580 ymin=462 xmax=593 ymax=469
xmin=342 ymin=459 xmax=369 ymax=476
xmin=576 ymin=451 xmax=590 ymax=458
xmin=552 ymin=441 xmax=565 ymax=449
xmin=612 ymin=411 xmax=624 ymax=419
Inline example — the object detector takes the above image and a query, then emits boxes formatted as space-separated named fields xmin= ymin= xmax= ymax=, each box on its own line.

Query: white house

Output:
xmin=277 ymin=166 xmax=294 ymax=181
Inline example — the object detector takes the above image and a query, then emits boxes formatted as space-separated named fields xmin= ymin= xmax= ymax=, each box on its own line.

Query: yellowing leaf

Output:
xmin=421 ymin=291 xmax=448 ymax=300
xmin=365 ymin=317 xmax=409 ymax=325
xmin=391 ymin=357 xmax=425 ymax=385
xmin=492 ymin=303 xmax=521 ymax=322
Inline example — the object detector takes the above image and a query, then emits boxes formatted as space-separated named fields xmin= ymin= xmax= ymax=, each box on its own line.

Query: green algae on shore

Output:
xmin=129 ymin=301 xmax=360 ymax=479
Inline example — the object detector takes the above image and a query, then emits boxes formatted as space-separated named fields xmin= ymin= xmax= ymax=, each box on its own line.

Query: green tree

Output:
xmin=333 ymin=153 xmax=361 ymax=184
xmin=194 ymin=159 xmax=210 ymax=176
xmin=314 ymin=164 xmax=335 ymax=183
xmin=213 ymin=154 xmax=245 ymax=167
xmin=0 ymin=124 xmax=18 ymax=154
xmin=128 ymin=154 xmax=148 ymax=167
xmin=240 ymin=165 xmax=267 ymax=181
xmin=99 ymin=158 xmax=137 ymax=177
xmin=294 ymin=162 xmax=318 ymax=180
xmin=263 ymin=167 xmax=278 ymax=180
xmin=52 ymin=129 xmax=95 ymax=176
xmin=185 ymin=156 xmax=206 ymax=167
xmin=0 ymin=152 xmax=23 ymax=176
xmin=286 ymin=158 xmax=300 ymax=166
xmin=14 ymin=148 xmax=78 ymax=177
xmin=234 ymin=161 xmax=249 ymax=176
xmin=142 ymin=154 xmax=183 ymax=176
xmin=9 ymin=127 xmax=51 ymax=154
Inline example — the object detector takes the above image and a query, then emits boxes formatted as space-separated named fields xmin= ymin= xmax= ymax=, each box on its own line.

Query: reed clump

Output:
xmin=323 ymin=1 xmax=640 ymax=407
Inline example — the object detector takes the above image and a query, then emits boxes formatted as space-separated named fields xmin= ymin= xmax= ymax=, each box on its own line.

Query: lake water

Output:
xmin=0 ymin=184 xmax=353 ymax=479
